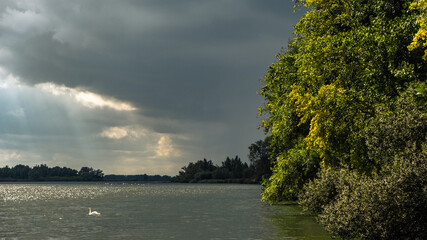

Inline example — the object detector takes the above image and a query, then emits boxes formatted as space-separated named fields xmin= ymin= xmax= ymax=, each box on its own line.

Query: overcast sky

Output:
xmin=0 ymin=0 xmax=302 ymax=175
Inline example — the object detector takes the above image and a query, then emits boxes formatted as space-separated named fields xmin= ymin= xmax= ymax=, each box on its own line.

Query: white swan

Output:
xmin=88 ymin=208 xmax=101 ymax=216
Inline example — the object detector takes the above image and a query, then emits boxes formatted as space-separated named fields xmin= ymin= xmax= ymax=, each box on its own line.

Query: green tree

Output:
xmin=0 ymin=165 xmax=11 ymax=178
xmin=212 ymin=167 xmax=230 ymax=179
xmin=29 ymin=164 xmax=49 ymax=180
xmin=248 ymin=137 xmax=272 ymax=182
xmin=177 ymin=156 xmax=254 ymax=183
xmin=262 ymin=143 xmax=321 ymax=202
xmin=78 ymin=167 xmax=104 ymax=181
xmin=11 ymin=164 xmax=30 ymax=179
xmin=259 ymin=0 xmax=427 ymax=203
xmin=178 ymin=158 xmax=216 ymax=182
xmin=288 ymin=0 xmax=425 ymax=171
xmin=221 ymin=156 xmax=248 ymax=179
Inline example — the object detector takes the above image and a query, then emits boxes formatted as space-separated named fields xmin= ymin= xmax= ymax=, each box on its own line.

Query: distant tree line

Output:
xmin=0 ymin=164 xmax=104 ymax=181
xmin=176 ymin=138 xmax=272 ymax=183
xmin=104 ymin=174 xmax=172 ymax=182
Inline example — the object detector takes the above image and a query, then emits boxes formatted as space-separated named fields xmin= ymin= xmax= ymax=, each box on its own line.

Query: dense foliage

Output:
xmin=248 ymin=137 xmax=272 ymax=182
xmin=300 ymin=152 xmax=426 ymax=239
xmin=176 ymin=149 xmax=272 ymax=183
xmin=176 ymin=156 xmax=253 ymax=183
xmin=259 ymin=0 xmax=426 ymax=238
xmin=0 ymin=164 xmax=104 ymax=181
xmin=299 ymin=84 xmax=427 ymax=239
xmin=177 ymin=138 xmax=272 ymax=183
xmin=260 ymin=0 xmax=426 ymax=199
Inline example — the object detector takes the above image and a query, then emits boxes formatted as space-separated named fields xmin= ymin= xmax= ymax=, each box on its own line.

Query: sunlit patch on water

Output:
xmin=0 ymin=183 xmax=250 ymax=202
xmin=0 ymin=183 xmax=117 ymax=202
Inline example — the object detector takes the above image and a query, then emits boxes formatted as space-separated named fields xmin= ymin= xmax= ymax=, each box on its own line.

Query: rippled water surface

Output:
xmin=0 ymin=183 xmax=331 ymax=239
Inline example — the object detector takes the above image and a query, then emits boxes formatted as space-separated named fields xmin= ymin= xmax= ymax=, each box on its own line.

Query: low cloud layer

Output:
xmin=0 ymin=0 xmax=301 ymax=175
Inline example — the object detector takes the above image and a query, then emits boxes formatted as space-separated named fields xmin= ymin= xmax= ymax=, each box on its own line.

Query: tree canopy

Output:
xmin=176 ymin=150 xmax=272 ymax=184
xmin=259 ymin=0 xmax=426 ymax=238
xmin=176 ymin=156 xmax=254 ymax=183
xmin=248 ymin=137 xmax=272 ymax=182
xmin=259 ymin=0 xmax=427 ymax=201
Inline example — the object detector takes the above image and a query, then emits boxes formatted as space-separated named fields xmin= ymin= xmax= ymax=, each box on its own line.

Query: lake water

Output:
xmin=0 ymin=183 xmax=332 ymax=239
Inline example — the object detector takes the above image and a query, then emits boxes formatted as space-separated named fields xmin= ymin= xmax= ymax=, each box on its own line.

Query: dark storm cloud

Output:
xmin=0 ymin=0 xmax=299 ymax=121
xmin=0 ymin=0 xmax=302 ymax=173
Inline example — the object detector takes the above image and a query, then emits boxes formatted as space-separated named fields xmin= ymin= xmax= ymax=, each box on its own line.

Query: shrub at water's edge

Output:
xmin=299 ymin=86 xmax=427 ymax=239
xmin=300 ymin=145 xmax=427 ymax=239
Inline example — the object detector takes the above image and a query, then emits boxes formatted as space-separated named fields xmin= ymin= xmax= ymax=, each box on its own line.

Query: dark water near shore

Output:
xmin=0 ymin=183 xmax=331 ymax=239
